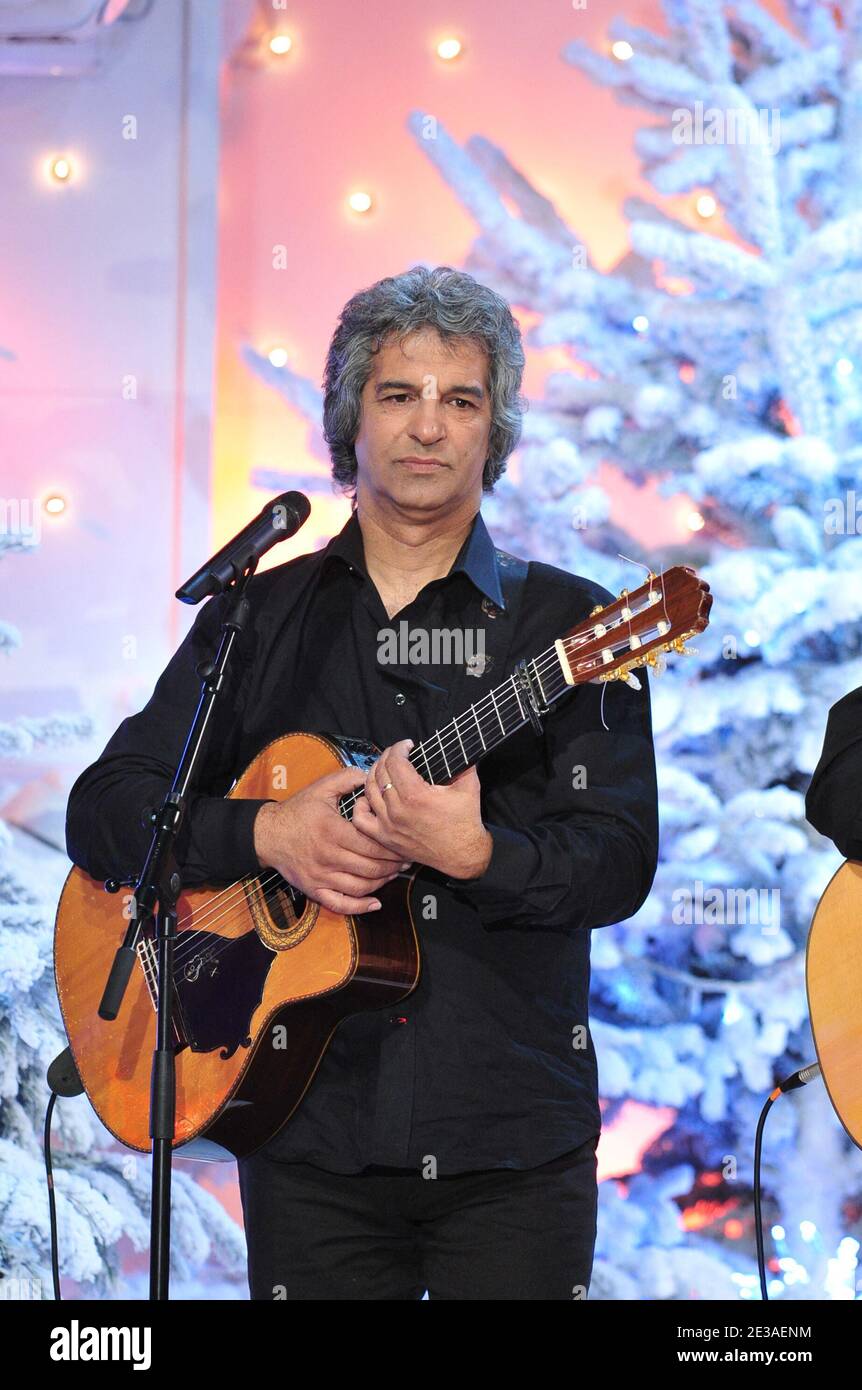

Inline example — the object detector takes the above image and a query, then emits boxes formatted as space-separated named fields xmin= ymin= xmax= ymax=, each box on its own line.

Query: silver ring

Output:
xmin=381 ymin=781 xmax=394 ymax=793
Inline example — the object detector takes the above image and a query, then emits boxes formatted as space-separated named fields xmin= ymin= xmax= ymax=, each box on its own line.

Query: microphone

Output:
xmin=176 ymin=491 xmax=311 ymax=604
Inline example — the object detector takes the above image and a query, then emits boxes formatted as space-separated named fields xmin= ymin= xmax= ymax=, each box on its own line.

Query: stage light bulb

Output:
xmin=696 ymin=193 xmax=717 ymax=218
xmin=43 ymin=493 xmax=67 ymax=516
xmin=612 ymin=41 xmax=633 ymax=61
xmin=632 ymin=315 xmax=648 ymax=332
xmin=686 ymin=509 xmax=705 ymax=532
xmin=437 ymin=38 xmax=462 ymax=61
xmin=49 ymin=156 xmax=72 ymax=182
xmin=268 ymin=347 xmax=288 ymax=368
xmin=348 ymin=191 xmax=373 ymax=213
xmin=269 ymin=34 xmax=292 ymax=55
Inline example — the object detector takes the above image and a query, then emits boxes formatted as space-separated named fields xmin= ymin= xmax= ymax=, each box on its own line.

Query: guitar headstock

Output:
xmin=556 ymin=566 xmax=712 ymax=689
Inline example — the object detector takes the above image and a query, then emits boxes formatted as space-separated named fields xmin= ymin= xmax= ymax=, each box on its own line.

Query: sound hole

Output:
xmin=269 ymin=875 xmax=307 ymax=929
xmin=243 ymin=872 xmax=314 ymax=949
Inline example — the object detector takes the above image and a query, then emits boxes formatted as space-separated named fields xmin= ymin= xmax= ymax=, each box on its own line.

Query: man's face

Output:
xmin=353 ymin=326 xmax=492 ymax=515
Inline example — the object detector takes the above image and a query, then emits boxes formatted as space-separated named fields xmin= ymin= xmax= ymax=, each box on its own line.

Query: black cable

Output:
xmin=43 ymin=1090 xmax=62 ymax=1301
xmin=43 ymin=1049 xmax=87 ymax=1300
xmin=753 ymin=1088 xmax=777 ymax=1301
xmin=753 ymin=1064 xmax=822 ymax=1301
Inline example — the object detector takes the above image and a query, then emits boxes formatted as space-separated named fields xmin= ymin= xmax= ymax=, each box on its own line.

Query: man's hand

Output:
xmin=253 ymin=764 xmax=411 ymax=915
xmin=352 ymin=738 xmax=494 ymax=880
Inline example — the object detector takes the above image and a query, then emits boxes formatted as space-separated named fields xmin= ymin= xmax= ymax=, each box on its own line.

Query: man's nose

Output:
xmin=408 ymin=399 xmax=447 ymax=441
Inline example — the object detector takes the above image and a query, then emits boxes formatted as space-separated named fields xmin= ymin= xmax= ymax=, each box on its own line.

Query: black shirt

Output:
xmin=65 ymin=508 xmax=659 ymax=1174
xmin=806 ymin=686 xmax=862 ymax=858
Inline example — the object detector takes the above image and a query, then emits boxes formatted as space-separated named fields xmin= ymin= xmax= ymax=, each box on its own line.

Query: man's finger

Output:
xmin=321 ymin=765 xmax=369 ymax=798
xmin=352 ymin=791 xmax=392 ymax=840
xmin=320 ymin=847 xmax=402 ymax=878
xmin=342 ymin=820 xmax=404 ymax=862
xmin=374 ymin=739 xmax=419 ymax=793
xmin=314 ymin=885 xmax=383 ymax=915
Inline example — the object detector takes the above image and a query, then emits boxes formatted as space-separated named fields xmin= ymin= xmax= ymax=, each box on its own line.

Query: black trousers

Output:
xmin=237 ymin=1133 xmax=599 ymax=1301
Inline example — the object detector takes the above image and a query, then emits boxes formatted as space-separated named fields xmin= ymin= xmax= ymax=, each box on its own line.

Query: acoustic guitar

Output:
xmin=806 ymin=860 xmax=862 ymax=1149
xmin=54 ymin=565 xmax=711 ymax=1160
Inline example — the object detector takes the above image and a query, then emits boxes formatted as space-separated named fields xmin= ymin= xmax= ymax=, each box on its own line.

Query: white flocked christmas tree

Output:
xmin=0 ymin=529 xmax=246 ymax=1298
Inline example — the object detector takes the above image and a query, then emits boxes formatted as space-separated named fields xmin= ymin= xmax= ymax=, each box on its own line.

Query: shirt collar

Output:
xmin=322 ymin=507 xmax=506 ymax=611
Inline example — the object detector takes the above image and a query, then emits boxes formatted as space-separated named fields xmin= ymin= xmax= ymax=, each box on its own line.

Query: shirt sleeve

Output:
xmin=805 ymin=687 xmax=862 ymax=860
xmin=65 ymin=588 xmax=273 ymax=888
xmin=444 ymin=671 xmax=659 ymax=931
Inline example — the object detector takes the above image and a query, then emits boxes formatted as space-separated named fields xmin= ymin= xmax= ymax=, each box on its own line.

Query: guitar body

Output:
xmin=806 ymin=859 xmax=862 ymax=1151
xmin=54 ymin=732 xmax=420 ymax=1161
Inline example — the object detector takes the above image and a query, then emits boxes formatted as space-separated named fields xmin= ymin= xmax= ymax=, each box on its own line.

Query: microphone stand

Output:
xmin=97 ymin=559 xmax=258 ymax=1300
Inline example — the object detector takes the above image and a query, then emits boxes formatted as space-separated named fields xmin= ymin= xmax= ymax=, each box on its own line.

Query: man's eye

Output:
xmin=382 ymin=393 xmax=475 ymax=407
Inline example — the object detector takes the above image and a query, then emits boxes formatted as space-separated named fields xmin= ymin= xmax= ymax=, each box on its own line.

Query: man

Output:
xmin=806 ymin=687 xmax=862 ymax=857
xmin=65 ymin=264 xmax=659 ymax=1300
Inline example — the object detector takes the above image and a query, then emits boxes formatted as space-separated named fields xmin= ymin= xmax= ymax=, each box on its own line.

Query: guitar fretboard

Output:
xmin=408 ymin=646 xmax=571 ymax=785
xmin=335 ymin=643 xmax=571 ymax=807
xmin=332 ymin=560 xmax=704 ymax=821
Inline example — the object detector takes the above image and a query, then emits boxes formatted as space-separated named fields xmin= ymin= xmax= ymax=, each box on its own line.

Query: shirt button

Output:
xmin=481 ymin=597 xmax=500 ymax=618
xmin=394 ymin=692 xmax=407 ymax=706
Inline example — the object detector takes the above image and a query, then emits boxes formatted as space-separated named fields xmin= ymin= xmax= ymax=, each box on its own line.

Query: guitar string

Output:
xmin=167 ymin=595 xmax=676 ymax=968
xmin=161 ymin=657 xmax=673 ymax=993
xmin=169 ymin=580 xmax=674 ymax=960
xmin=166 ymin=604 xmax=674 ymax=976
xmin=336 ymin=583 xmax=674 ymax=819
xmin=167 ymin=641 xmax=568 ymax=969
xmin=167 ymin=593 xmax=674 ymax=970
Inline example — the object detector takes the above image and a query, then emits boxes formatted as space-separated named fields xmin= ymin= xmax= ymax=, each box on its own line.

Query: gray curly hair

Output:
xmin=322 ymin=265 xmax=528 ymax=498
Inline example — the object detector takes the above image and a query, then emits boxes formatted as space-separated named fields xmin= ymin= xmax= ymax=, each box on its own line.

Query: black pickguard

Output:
xmin=173 ymin=926 xmax=276 ymax=1059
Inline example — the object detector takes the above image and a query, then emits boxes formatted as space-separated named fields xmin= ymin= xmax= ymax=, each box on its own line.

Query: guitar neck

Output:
xmin=335 ymin=642 xmax=569 ymax=822
xmin=336 ymin=562 xmax=713 ymax=818
xmin=407 ymin=642 xmax=570 ymax=785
